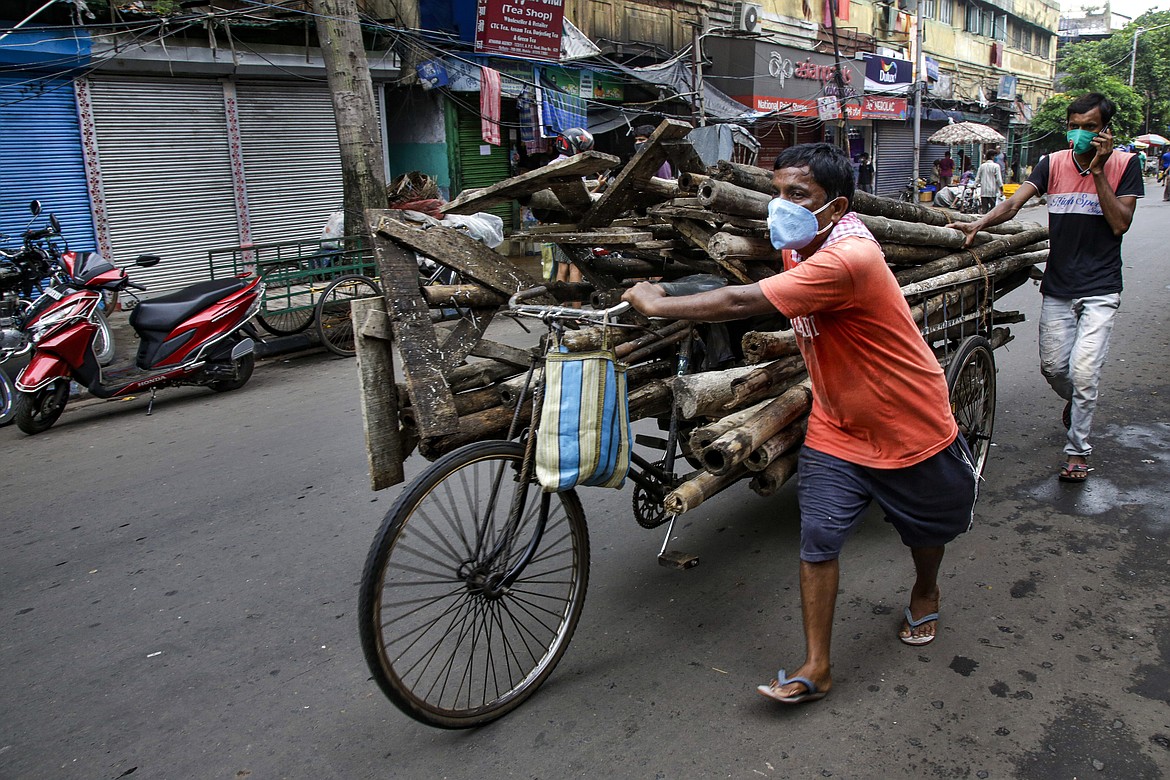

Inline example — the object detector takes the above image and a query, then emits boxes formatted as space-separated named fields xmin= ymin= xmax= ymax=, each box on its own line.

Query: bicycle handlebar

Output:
xmin=507 ymin=286 xmax=630 ymax=322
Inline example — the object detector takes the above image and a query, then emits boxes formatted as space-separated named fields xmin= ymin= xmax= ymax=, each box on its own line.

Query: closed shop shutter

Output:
xmin=874 ymin=120 xmax=916 ymax=197
xmin=752 ymin=121 xmax=824 ymax=172
xmin=0 ymin=75 xmax=96 ymax=252
xmin=236 ymin=81 xmax=380 ymax=246
xmin=875 ymin=121 xmax=954 ymax=197
xmin=88 ymin=78 xmax=239 ymax=294
xmin=454 ymin=105 xmax=513 ymax=227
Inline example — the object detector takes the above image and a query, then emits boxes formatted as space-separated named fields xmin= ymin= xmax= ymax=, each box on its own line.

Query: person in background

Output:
xmin=633 ymin=124 xmax=675 ymax=179
xmin=948 ymin=92 xmax=1142 ymax=483
xmin=993 ymin=146 xmax=1007 ymax=180
xmin=975 ymin=150 xmax=1004 ymax=213
xmin=1161 ymin=145 xmax=1170 ymax=201
xmin=548 ymin=128 xmax=596 ymax=288
xmin=856 ymin=152 xmax=875 ymax=194
xmin=623 ymin=143 xmax=977 ymax=706
xmin=1137 ymin=147 xmax=1148 ymax=177
xmin=934 ymin=150 xmax=955 ymax=186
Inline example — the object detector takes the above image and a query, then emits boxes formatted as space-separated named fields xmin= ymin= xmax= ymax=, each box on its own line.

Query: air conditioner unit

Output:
xmin=733 ymin=2 xmax=763 ymax=33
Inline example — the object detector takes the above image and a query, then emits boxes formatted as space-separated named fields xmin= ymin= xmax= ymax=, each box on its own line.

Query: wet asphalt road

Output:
xmin=1 ymin=198 xmax=1168 ymax=780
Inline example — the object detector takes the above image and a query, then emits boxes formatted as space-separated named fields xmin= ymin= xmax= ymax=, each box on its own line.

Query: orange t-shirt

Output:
xmin=758 ymin=236 xmax=957 ymax=468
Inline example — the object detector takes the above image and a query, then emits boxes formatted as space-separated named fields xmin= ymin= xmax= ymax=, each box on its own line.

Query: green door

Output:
xmin=453 ymin=105 xmax=514 ymax=227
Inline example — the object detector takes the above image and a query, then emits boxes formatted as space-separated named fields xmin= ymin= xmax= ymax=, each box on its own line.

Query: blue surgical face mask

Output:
xmin=768 ymin=197 xmax=834 ymax=251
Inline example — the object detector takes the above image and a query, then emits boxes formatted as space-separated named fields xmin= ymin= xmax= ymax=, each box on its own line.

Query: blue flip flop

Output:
xmin=757 ymin=669 xmax=829 ymax=704
xmin=900 ymin=606 xmax=939 ymax=646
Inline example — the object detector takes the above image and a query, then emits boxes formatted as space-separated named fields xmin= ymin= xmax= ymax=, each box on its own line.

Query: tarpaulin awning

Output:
xmin=614 ymin=59 xmax=752 ymax=120
xmin=928 ymin=121 xmax=1006 ymax=144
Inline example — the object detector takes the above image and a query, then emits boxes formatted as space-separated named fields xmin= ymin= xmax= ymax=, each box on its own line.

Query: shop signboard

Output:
xmin=474 ymin=0 xmax=565 ymax=62
xmin=863 ymin=53 xmax=913 ymax=95
xmin=542 ymin=65 xmax=624 ymax=100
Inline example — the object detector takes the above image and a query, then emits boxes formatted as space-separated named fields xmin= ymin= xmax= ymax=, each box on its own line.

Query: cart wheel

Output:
xmin=315 ymin=275 xmax=380 ymax=357
xmin=358 ymin=440 xmax=589 ymax=729
xmin=255 ymin=262 xmax=317 ymax=335
xmin=945 ymin=335 xmax=996 ymax=480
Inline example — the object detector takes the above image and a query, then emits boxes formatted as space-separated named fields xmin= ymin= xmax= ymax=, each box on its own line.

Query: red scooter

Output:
xmin=13 ymin=250 xmax=264 ymax=434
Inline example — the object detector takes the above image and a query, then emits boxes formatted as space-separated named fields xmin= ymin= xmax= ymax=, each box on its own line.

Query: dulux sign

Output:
xmin=863 ymin=53 xmax=912 ymax=95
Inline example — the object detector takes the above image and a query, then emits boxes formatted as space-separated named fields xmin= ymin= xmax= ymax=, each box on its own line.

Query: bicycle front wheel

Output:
xmin=359 ymin=440 xmax=589 ymax=729
xmin=315 ymin=274 xmax=379 ymax=357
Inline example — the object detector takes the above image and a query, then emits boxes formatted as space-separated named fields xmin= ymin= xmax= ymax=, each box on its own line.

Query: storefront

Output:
xmin=79 ymin=77 xmax=382 ymax=293
xmin=0 ymin=32 xmax=96 ymax=253
xmin=704 ymin=39 xmax=908 ymax=164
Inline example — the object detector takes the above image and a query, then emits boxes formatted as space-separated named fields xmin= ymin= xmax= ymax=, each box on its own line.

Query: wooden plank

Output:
xmin=581 ymin=119 xmax=694 ymax=229
xmin=539 ymin=231 xmax=654 ymax=245
xmin=470 ymin=339 xmax=538 ymax=368
xmin=661 ymin=138 xmax=707 ymax=175
xmin=437 ymin=307 xmax=498 ymax=368
xmin=440 ymin=151 xmax=620 ymax=215
xmin=372 ymin=212 xmax=547 ymax=300
xmin=351 ymin=296 xmax=406 ymax=490
xmin=367 ymin=215 xmax=460 ymax=437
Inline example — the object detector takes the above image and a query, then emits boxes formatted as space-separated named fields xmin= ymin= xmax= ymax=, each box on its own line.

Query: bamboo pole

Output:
xmin=696 ymin=179 xmax=773 ymax=218
xmin=710 ymin=159 xmax=774 ymax=194
xmin=687 ymin=397 xmax=774 ymax=454
xmin=662 ymin=464 xmax=749 ymax=515
xmin=893 ymin=228 xmax=1049 ymax=286
xmin=726 ymin=355 xmax=806 ymax=410
xmin=746 ymin=417 xmax=808 ymax=471
xmin=699 ymin=381 xmax=812 ymax=475
xmin=749 ymin=452 xmax=799 ymax=497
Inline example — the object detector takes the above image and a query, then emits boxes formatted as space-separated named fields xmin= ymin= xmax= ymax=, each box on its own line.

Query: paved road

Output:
xmin=2 ymin=198 xmax=1168 ymax=779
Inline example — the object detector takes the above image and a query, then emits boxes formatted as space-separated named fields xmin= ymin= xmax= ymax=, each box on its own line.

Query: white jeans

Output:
xmin=1038 ymin=294 xmax=1120 ymax=457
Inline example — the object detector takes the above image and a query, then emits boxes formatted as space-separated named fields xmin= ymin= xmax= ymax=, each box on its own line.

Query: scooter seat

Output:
xmin=131 ymin=279 xmax=248 ymax=333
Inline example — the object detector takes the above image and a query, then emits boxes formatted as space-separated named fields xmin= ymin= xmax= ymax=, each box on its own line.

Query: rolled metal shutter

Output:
xmin=0 ymin=75 xmax=96 ymax=252
xmin=874 ymin=120 xmax=917 ymax=197
xmin=454 ymin=106 xmax=513 ymax=226
xmin=919 ymin=122 xmax=949 ymax=182
xmin=236 ymin=81 xmax=379 ymax=246
xmin=87 ymin=78 xmax=239 ymax=295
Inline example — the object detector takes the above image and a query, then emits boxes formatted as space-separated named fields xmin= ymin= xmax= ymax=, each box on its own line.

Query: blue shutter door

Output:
xmin=0 ymin=74 xmax=96 ymax=252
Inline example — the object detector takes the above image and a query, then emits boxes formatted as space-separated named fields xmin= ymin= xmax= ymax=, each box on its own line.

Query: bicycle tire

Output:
xmin=945 ymin=335 xmax=996 ymax=480
xmin=314 ymin=274 xmax=380 ymax=358
xmin=255 ymin=262 xmax=317 ymax=335
xmin=358 ymin=439 xmax=589 ymax=729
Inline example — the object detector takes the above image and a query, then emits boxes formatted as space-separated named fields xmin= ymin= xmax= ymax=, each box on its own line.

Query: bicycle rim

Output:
xmin=359 ymin=440 xmax=588 ymax=728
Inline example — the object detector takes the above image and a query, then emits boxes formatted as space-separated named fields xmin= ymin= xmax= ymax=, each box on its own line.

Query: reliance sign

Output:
xmin=743 ymin=95 xmax=908 ymax=120
xmin=475 ymin=0 xmax=565 ymax=62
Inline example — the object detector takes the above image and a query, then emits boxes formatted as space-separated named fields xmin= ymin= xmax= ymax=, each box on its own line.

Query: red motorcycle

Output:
xmin=13 ymin=250 xmax=264 ymax=434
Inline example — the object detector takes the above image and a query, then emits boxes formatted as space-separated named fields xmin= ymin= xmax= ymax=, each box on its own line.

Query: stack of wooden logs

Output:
xmin=358 ymin=119 xmax=1047 ymax=512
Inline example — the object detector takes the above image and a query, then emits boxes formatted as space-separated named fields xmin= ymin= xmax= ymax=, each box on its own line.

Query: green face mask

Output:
xmin=1067 ymin=128 xmax=1097 ymax=155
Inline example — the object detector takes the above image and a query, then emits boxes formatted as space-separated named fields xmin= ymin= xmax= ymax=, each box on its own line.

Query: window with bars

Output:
xmin=1011 ymin=22 xmax=1024 ymax=49
xmin=922 ymin=0 xmax=936 ymax=20
xmin=981 ymin=9 xmax=994 ymax=36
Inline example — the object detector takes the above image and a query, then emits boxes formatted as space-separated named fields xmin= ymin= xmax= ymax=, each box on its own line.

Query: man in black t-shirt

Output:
xmin=948 ymin=93 xmax=1143 ymax=483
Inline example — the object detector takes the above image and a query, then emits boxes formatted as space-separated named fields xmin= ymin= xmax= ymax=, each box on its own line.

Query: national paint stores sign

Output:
xmin=475 ymin=0 xmax=565 ymax=62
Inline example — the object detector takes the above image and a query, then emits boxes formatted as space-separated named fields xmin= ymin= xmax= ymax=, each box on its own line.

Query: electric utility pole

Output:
xmin=910 ymin=0 xmax=924 ymax=194
xmin=312 ymin=0 xmax=388 ymax=237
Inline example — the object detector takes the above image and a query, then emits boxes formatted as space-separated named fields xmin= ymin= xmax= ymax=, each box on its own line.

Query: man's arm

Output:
xmin=1088 ymin=131 xmax=1138 ymax=236
xmin=946 ymin=181 xmax=1038 ymax=247
xmin=621 ymin=281 xmax=776 ymax=322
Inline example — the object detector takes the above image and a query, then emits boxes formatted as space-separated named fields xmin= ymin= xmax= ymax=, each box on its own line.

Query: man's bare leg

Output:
xmin=774 ymin=559 xmax=838 ymax=697
xmin=900 ymin=545 xmax=944 ymax=643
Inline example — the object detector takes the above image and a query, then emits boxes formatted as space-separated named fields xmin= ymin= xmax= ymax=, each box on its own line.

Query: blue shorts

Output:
xmin=796 ymin=436 xmax=977 ymax=562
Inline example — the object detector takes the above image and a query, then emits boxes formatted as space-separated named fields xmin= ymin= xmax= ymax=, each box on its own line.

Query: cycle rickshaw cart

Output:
xmin=348 ymin=123 xmax=1048 ymax=729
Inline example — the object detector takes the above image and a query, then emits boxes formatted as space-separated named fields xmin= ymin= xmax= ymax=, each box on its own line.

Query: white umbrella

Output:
xmin=927 ymin=121 xmax=1006 ymax=145
xmin=1135 ymin=133 xmax=1170 ymax=146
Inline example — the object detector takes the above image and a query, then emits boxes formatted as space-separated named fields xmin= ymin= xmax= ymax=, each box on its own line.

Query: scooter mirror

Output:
xmin=136 ymin=254 xmax=161 ymax=267
xmin=29 ymin=200 xmax=41 ymax=216
xmin=49 ymin=214 xmax=61 ymax=235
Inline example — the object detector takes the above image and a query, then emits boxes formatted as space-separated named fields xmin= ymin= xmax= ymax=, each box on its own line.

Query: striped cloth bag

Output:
xmin=535 ymin=346 xmax=631 ymax=492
